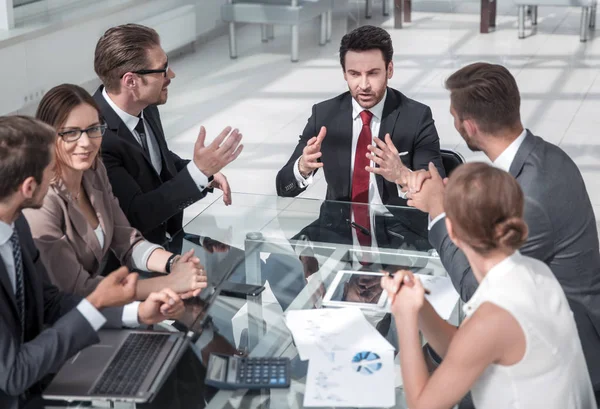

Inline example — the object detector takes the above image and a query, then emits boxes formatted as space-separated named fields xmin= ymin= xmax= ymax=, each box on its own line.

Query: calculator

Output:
xmin=205 ymin=354 xmax=291 ymax=390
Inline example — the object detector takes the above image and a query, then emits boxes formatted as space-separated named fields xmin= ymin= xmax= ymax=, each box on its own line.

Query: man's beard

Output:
xmin=459 ymin=125 xmax=481 ymax=152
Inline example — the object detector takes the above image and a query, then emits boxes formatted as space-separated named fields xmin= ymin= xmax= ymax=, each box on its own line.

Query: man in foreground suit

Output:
xmin=401 ymin=63 xmax=600 ymax=394
xmin=0 ymin=117 xmax=185 ymax=409
xmin=276 ymin=25 xmax=445 ymax=206
xmin=93 ymin=24 xmax=243 ymax=246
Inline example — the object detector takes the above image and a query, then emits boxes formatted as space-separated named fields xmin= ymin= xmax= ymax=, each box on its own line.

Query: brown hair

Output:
xmin=36 ymin=84 xmax=102 ymax=182
xmin=444 ymin=162 xmax=528 ymax=254
xmin=0 ymin=116 xmax=55 ymax=200
xmin=445 ymin=62 xmax=521 ymax=134
xmin=339 ymin=25 xmax=393 ymax=71
xmin=94 ymin=24 xmax=161 ymax=93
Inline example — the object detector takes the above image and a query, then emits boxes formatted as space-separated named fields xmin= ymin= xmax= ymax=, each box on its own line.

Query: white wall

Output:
xmin=0 ymin=0 xmax=227 ymax=115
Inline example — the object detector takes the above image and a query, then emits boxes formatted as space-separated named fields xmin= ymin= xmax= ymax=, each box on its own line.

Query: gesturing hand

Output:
xmin=298 ymin=126 xmax=327 ymax=177
xmin=210 ymin=172 xmax=232 ymax=206
xmin=366 ymin=134 xmax=412 ymax=185
xmin=138 ymin=289 xmax=186 ymax=325
xmin=168 ymin=249 xmax=207 ymax=297
xmin=193 ymin=126 xmax=244 ymax=177
xmin=86 ymin=267 xmax=137 ymax=309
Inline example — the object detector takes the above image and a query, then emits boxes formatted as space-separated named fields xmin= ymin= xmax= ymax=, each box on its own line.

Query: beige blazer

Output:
xmin=23 ymin=161 xmax=147 ymax=296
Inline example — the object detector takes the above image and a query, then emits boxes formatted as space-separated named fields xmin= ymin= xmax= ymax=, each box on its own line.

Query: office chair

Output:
xmin=440 ymin=149 xmax=466 ymax=176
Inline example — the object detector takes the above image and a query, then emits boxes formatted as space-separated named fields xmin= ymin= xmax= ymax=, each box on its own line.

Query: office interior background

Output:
xmin=0 ymin=0 xmax=598 ymax=241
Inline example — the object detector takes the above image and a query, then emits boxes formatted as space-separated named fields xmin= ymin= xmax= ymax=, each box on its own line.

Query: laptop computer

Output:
xmin=43 ymin=241 xmax=235 ymax=404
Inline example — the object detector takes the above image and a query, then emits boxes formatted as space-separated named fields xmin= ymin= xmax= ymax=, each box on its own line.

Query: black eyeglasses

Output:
xmin=121 ymin=61 xmax=169 ymax=78
xmin=58 ymin=124 xmax=107 ymax=143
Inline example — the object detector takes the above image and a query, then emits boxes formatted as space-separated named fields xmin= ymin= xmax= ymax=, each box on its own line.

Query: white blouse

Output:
xmin=94 ymin=224 xmax=104 ymax=250
xmin=464 ymin=252 xmax=596 ymax=409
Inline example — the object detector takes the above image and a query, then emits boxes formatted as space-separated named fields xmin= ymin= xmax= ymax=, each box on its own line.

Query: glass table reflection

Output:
xmin=40 ymin=193 xmax=456 ymax=409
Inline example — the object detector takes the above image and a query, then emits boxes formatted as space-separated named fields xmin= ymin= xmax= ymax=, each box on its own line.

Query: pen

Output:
xmin=345 ymin=218 xmax=371 ymax=236
xmin=385 ymin=271 xmax=431 ymax=295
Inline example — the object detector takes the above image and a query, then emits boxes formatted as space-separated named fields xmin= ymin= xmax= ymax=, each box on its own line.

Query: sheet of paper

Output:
xmin=304 ymin=348 xmax=396 ymax=408
xmin=284 ymin=307 xmax=393 ymax=361
xmin=417 ymin=274 xmax=460 ymax=320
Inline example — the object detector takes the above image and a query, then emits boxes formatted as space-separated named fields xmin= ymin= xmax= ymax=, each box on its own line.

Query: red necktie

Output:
xmin=351 ymin=110 xmax=373 ymax=247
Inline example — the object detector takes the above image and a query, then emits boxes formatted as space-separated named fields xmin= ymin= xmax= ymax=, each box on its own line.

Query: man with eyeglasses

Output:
xmin=92 ymin=24 xmax=243 ymax=257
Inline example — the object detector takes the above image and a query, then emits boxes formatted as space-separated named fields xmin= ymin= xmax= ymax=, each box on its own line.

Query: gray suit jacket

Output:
xmin=0 ymin=215 xmax=122 ymax=409
xmin=429 ymin=131 xmax=600 ymax=389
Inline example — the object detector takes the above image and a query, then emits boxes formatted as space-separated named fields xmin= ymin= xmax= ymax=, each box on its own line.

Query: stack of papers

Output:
xmin=284 ymin=308 xmax=396 ymax=407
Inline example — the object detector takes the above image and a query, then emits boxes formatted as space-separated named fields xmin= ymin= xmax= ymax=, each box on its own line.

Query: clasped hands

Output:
xmin=380 ymin=270 xmax=426 ymax=318
xmin=86 ymin=249 xmax=208 ymax=325
xmin=168 ymin=249 xmax=208 ymax=299
xmin=86 ymin=267 xmax=188 ymax=325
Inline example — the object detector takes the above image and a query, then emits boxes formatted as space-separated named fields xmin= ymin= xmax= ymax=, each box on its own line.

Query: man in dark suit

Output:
xmin=0 ymin=117 xmax=186 ymax=409
xmin=93 ymin=24 xmax=243 ymax=246
xmin=276 ymin=25 xmax=444 ymax=210
xmin=399 ymin=63 xmax=600 ymax=397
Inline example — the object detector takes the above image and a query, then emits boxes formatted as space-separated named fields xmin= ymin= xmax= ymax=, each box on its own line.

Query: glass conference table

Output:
xmin=42 ymin=193 xmax=457 ymax=409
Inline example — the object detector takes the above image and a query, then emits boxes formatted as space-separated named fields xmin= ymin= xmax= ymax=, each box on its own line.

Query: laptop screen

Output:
xmin=177 ymin=234 xmax=248 ymax=340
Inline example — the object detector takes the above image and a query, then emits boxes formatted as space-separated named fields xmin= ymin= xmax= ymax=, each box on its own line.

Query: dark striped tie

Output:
xmin=9 ymin=231 xmax=25 ymax=343
xmin=135 ymin=116 xmax=150 ymax=156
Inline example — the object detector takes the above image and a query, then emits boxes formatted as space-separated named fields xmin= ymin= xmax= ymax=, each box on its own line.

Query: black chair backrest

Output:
xmin=440 ymin=149 xmax=465 ymax=176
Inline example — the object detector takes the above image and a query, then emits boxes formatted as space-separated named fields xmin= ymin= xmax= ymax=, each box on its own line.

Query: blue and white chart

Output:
xmin=304 ymin=348 xmax=395 ymax=408
xmin=352 ymin=351 xmax=383 ymax=375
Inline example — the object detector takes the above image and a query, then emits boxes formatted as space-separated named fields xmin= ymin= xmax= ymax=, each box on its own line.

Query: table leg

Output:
xmin=404 ymin=0 xmax=412 ymax=22
xmin=394 ymin=0 xmax=403 ymax=28
xmin=480 ymin=0 xmax=490 ymax=33
xmin=490 ymin=0 xmax=497 ymax=28
xmin=244 ymin=233 xmax=265 ymax=351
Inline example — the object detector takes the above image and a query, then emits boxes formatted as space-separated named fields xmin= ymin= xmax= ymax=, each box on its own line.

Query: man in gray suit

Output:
xmin=373 ymin=62 xmax=600 ymax=394
xmin=0 ymin=117 xmax=185 ymax=409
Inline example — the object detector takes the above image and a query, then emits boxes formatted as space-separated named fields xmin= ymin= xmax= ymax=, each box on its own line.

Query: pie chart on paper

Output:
xmin=351 ymin=351 xmax=382 ymax=375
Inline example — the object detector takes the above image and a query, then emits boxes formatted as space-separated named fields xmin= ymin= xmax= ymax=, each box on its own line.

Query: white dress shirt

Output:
xmin=94 ymin=224 xmax=104 ymax=249
xmin=0 ymin=220 xmax=140 ymax=331
xmin=101 ymin=88 xmax=210 ymax=192
xmin=428 ymin=129 xmax=528 ymax=230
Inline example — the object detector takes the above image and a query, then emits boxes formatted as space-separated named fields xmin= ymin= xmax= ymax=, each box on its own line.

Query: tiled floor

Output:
xmin=159 ymin=1 xmax=600 ymax=234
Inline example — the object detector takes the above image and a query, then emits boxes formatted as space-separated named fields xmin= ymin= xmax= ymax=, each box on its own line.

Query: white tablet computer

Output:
xmin=323 ymin=270 xmax=388 ymax=310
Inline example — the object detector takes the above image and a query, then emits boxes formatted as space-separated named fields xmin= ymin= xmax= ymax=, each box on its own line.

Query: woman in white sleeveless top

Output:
xmin=381 ymin=162 xmax=596 ymax=409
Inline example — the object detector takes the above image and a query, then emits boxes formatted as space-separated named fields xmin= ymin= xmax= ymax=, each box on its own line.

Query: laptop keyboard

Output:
xmin=90 ymin=333 xmax=170 ymax=396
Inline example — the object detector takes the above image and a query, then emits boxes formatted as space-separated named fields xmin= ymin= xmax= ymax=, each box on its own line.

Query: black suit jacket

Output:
xmin=94 ymin=86 xmax=208 ymax=245
xmin=0 ymin=216 xmax=122 ymax=409
xmin=276 ymin=88 xmax=445 ymax=205
xmin=292 ymin=201 xmax=432 ymax=252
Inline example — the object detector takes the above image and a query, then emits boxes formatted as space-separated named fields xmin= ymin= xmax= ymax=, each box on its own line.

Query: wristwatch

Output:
xmin=165 ymin=254 xmax=178 ymax=273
